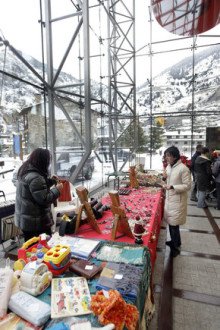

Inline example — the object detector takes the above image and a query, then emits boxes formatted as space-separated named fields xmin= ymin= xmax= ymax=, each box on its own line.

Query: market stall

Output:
xmin=77 ymin=187 xmax=164 ymax=272
xmin=0 ymin=186 xmax=164 ymax=329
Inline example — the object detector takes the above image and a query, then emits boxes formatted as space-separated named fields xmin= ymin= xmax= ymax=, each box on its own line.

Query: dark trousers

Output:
xmin=190 ymin=180 xmax=197 ymax=199
xmin=22 ymin=228 xmax=52 ymax=242
xmin=216 ymin=182 xmax=220 ymax=209
xmin=169 ymin=225 xmax=181 ymax=251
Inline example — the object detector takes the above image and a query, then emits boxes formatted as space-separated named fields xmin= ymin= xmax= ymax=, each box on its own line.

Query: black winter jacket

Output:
xmin=190 ymin=150 xmax=201 ymax=180
xmin=212 ymin=156 xmax=220 ymax=183
xmin=15 ymin=164 xmax=60 ymax=232
xmin=194 ymin=156 xmax=212 ymax=191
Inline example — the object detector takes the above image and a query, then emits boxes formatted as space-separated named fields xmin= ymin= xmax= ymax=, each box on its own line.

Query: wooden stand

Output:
xmin=75 ymin=186 xmax=102 ymax=235
xmin=108 ymin=190 xmax=133 ymax=240
xmin=129 ymin=166 xmax=140 ymax=189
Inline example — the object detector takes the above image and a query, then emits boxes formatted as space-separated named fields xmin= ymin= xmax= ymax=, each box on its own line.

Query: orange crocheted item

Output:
xmin=90 ymin=290 xmax=139 ymax=330
xmin=90 ymin=289 xmax=126 ymax=330
xmin=125 ymin=304 xmax=139 ymax=330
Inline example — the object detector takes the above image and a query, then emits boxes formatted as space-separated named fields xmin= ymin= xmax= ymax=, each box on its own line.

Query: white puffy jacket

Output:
xmin=164 ymin=159 xmax=191 ymax=226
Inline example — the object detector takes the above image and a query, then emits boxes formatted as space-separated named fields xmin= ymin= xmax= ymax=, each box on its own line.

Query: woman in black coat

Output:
xmin=194 ymin=147 xmax=212 ymax=208
xmin=15 ymin=148 xmax=63 ymax=241
xmin=212 ymin=151 xmax=220 ymax=210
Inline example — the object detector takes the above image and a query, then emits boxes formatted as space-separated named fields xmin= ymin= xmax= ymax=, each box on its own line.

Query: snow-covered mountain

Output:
xmin=0 ymin=48 xmax=109 ymax=125
xmin=1 ymin=44 xmax=220 ymax=134
xmin=137 ymin=45 xmax=220 ymax=129
xmin=0 ymin=49 xmax=79 ymax=124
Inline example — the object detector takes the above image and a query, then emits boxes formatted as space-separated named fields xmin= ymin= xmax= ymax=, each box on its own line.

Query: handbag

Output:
xmin=59 ymin=213 xmax=78 ymax=236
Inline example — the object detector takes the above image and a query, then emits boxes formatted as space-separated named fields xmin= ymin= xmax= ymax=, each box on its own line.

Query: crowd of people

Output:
xmin=190 ymin=145 xmax=219 ymax=210
xmin=162 ymin=144 xmax=220 ymax=257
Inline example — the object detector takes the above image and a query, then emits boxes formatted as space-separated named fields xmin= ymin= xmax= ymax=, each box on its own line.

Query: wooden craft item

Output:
xmin=129 ymin=166 xmax=140 ymax=189
xmin=51 ymin=277 xmax=92 ymax=318
xmin=75 ymin=186 xmax=102 ymax=235
xmin=109 ymin=190 xmax=133 ymax=240
xmin=74 ymin=205 xmax=84 ymax=234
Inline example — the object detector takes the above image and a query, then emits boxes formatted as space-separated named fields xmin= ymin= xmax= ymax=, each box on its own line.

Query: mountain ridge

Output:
xmin=1 ymin=44 xmax=220 ymax=132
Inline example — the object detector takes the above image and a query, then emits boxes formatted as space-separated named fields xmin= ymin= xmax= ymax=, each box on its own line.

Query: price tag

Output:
xmin=63 ymin=285 xmax=71 ymax=293
xmin=103 ymin=290 xmax=110 ymax=299
xmin=29 ymin=261 xmax=37 ymax=269
xmin=114 ymin=274 xmax=123 ymax=280
xmin=29 ymin=303 xmax=40 ymax=312
xmin=85 ymin=265 xmax=93 ymax=270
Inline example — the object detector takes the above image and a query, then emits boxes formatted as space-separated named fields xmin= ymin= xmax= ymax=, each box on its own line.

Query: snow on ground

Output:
xmin=1 ymin=151 xmax=188 ymax=200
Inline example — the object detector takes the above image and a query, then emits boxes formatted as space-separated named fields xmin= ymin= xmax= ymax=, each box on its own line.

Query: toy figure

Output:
xmin=133 ymin=216 xmax=145 ymax=244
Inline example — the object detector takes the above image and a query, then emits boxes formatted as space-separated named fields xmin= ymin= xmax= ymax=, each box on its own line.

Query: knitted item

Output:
xmin=125 ymin=304 xmax=139 ymax=330
xmin=96 ymin=244 xmax=145 ymax=265
xmin=96 ymin=262 xmax=142 ymax=299
xmin=90 ymin=290 xmax=139 ymax=330
xmin=90 ymin=290 xmax=126 ymax=330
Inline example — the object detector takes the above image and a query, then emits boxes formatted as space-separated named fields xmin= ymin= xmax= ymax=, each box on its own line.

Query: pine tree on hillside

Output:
xmin=118 ymin=120 xmax=148 ymax=152
xmin=149 ymin=122 xmax=165 ymax=150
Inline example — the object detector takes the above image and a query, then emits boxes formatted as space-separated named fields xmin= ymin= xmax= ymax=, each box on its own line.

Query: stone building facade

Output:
xmin=19 ymin=98 xmax=97 ymax=154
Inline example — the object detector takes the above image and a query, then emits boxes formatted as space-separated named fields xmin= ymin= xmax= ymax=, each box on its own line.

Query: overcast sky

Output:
xmin=1 ymin=0 xmax=220 ymax=86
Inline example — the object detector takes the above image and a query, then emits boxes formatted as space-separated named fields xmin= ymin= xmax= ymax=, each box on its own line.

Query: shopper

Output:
xmin=194 ymin=147 xmax=212 ymax=209
xmin=15 ymin=148 xmax=63 ymax=241
xmin=212 ymin=151 xmax=220 ymax=210
xmin=190 ymin=144 xmax=203 ymax=201
xmin=163 ymin=146 xmax=191 ymax=257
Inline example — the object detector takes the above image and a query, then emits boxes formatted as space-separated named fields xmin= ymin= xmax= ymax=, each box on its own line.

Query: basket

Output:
xmin=1 ymin=215 xmax=22 ymax=242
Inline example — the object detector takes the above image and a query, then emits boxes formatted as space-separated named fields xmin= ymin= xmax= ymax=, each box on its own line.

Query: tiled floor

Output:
xmin=1 ymin=195 xmax=220 ymax=329
xmin=149 ymin=197 xmax=220 ymax=330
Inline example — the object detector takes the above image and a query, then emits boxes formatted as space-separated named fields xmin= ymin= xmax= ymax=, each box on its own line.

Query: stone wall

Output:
xmin=22 ymin=103 xmax=97 ymax=151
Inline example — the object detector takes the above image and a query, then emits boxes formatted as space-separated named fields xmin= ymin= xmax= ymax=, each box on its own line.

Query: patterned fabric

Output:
xmin=96 ymin=244 xmax=145 ymax=265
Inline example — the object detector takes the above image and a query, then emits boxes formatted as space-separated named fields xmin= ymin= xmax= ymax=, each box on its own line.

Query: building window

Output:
xmin=184 ymin=135 xmax=187 ymax=138
xmin=184 ymin=141 xmax=187 ymax=145
xmin=176 ymin=136 xmax=179 ymax=138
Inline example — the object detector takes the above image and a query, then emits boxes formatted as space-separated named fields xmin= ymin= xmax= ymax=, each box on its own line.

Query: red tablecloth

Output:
xmin=77 ymin=187 xmax=164 ymax=272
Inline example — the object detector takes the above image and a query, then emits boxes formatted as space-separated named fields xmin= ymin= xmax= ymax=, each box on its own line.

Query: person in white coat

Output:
xmin=163 ymin=146 xmax=191 ymax=257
